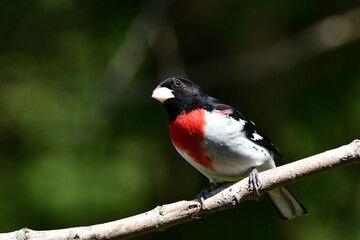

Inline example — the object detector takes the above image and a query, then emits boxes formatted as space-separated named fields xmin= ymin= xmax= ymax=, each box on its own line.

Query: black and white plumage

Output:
xmin=152 ymin=77 xmax=307 ymax=220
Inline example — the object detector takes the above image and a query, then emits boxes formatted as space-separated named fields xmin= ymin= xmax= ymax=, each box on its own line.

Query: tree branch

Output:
xmin=1 ymin=140 xmax=359 ymax=240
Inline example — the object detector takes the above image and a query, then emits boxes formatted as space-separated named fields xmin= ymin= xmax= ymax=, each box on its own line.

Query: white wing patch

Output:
xmin=251 ymin=132 xmax=263 ymax=141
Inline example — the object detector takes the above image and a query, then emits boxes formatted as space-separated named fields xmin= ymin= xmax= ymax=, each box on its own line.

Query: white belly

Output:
xmin=173 ymin=110 xmax=276 ymax=183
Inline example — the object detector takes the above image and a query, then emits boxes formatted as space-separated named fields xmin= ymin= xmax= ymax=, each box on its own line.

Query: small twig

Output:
xmin=1 ymin=140 xmax=359 ymax=240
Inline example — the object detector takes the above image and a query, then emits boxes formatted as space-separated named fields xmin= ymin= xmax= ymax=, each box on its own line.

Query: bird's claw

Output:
xmin=249 ymin=167 xmax=261 ymax=195
xmin=197 ymin=189 xmax=209 ymax=209
xmin=197 ymin=181 xmax=216 ymax=209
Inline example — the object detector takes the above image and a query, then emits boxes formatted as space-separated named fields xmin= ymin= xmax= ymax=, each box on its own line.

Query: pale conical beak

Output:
xmin=152 ymin=86 xmax=175 ymax=103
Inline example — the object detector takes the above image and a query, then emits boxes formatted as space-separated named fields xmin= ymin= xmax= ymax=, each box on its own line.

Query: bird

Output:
xmin=152 ymin=76 xmax=307 ymax=220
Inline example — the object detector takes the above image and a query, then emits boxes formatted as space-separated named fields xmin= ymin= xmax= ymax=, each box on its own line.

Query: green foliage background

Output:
xmin=1 ymin=0 xmax=359 ymax=239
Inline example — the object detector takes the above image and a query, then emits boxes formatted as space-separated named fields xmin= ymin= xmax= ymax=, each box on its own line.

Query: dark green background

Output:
xmin=1 ymin=0 xmax=359 ymax=239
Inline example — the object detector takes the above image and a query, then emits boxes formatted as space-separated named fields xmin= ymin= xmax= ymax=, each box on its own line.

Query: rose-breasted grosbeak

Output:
xmin=152 ymin=77 xmax=307 ymax=220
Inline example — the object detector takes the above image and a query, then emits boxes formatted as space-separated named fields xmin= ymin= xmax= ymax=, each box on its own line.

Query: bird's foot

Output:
xmin=248 ymin=167 xmax=261 ymax=195
xmin=197 ymin=181 xmax=216 ymax=209
xmin=197 ymin=189 xmax=208 ymax=209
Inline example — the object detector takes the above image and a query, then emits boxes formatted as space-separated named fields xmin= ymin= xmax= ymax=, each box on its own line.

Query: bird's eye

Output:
xmin=174 ymin=79 xmax=182 ymax=87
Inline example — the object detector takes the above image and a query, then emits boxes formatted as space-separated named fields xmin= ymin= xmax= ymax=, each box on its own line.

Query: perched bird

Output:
xmin=152 ymin=77 xmax=307 ymax=220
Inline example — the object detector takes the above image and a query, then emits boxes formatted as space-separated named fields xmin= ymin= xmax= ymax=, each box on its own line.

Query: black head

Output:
xmin=152 ymin=77 xmax=209 ymax=122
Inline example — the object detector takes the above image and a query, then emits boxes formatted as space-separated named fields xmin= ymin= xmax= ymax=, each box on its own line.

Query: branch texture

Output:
xmin=1 ymin=140 xmax=359 ymax=240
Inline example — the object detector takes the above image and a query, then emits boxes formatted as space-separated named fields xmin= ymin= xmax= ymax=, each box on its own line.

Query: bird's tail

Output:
xmin=267 ymin=187 xmax=307 ymax=220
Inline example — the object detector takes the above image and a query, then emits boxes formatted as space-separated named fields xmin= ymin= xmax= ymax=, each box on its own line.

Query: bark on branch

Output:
xmin=1 ymin=140 xmax=360 ymax=240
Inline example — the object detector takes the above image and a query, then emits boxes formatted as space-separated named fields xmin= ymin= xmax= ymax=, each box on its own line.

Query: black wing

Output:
xmin=208 ymin=101 xmax=283 ymax=159
xmin=241 ymin=114 xmax=283 ymax=159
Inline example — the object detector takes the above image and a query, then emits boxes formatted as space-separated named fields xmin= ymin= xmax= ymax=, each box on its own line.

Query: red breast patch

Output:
xmin=169 ymin=109 xmax=215 ymax=171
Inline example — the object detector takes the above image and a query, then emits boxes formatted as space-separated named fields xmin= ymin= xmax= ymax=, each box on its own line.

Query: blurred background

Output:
xmin=1 ymin=0 xmax=360 ymax=239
